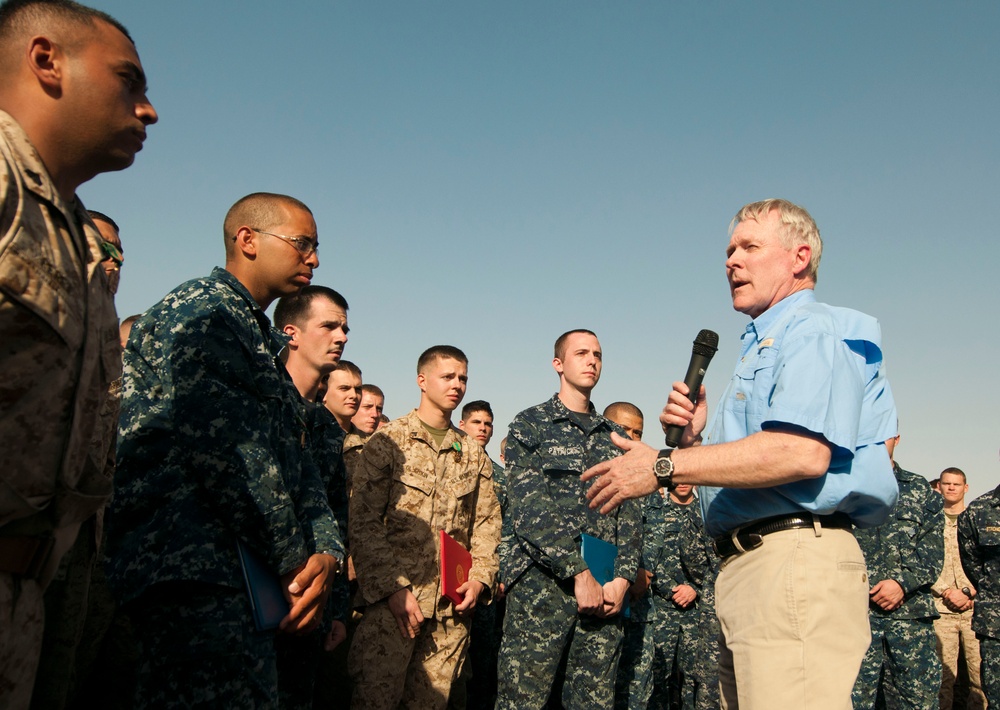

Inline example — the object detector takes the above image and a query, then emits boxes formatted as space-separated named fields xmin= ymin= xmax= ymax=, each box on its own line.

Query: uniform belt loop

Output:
xmin=812 ymin=513 xmax=823 ymax=537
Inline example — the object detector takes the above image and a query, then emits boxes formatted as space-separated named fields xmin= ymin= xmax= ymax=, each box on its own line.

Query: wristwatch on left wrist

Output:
xmin=654 ymin=448 xmax=675 ymax=490
xmin=962 ymin=586 xmax=973 ymax=599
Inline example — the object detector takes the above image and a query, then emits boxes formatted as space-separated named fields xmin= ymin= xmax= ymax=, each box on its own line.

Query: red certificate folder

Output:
xmin=440 ymin=530 xmax=473 ymax=605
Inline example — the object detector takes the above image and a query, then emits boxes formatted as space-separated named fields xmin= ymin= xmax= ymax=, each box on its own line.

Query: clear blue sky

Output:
xmin=83 ymin=1 xmax=999 ymax=498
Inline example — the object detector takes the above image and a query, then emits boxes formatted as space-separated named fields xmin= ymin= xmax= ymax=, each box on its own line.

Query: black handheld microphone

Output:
xmin=664 ymin=329 xmax=719 ymax=448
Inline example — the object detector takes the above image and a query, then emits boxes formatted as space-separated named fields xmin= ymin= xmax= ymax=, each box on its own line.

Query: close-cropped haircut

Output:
xmin=87 ymin=210 xmax=119 ymax=233
xmin=939 ymin=467 xmax=967 ymax=483
xmin=360 ymin=383 xmax=384 ymax=399
xmin=331 ymin=360 xmax=361 ymax=380
xmin=417 ymin=345 xmax=467 ymax=374
xmin=0 ymin=0 xmax=131 ymax=76
xmin=731 ymin=198 xmax=823 ymax=283
xmin=273 ymin=286 xmax=348 ymax=329
xmin=603 ymin=401 xmax=643 ymax=422
xmin=223 ymin=192 xmax=312 ymax=256
xmin=554 ymin=329 xmax=597 ymax=360
xmin=461 ymin=400 xmax=493 ymax=421
xmin=0 ymin=0 xmax=131 ymax=42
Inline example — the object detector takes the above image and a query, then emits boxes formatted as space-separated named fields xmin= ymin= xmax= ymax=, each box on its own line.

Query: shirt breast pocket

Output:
xmin=737 ymin=347 xmax=777 ymax=432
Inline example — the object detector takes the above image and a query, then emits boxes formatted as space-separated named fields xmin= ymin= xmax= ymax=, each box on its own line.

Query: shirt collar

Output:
xmin=749 ymin=289 xmax=816 ymax=340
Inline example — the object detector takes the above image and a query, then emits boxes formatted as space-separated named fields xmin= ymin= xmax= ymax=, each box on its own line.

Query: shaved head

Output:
xmin=223 ymin=192 xmax=313 ymax=257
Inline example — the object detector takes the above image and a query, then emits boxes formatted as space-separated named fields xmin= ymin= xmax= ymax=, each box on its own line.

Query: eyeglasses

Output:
xmin=249 ymin=227 xmax=318 ymax=256
xmin=99 ymin=240 xmax=124 ymax=269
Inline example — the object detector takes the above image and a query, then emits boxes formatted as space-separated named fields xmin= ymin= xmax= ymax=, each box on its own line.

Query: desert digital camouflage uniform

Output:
xmin=342 ymin=424 xmax=367 ymax=490
xmin=31 ymin=374 xmax=122 ymax=710
xmin=932 ymin=508 xmax=986 ymax=709
xmin=674 ymin=498 xmax=720 ymax=710
xmin=0 ymin=111 xmax=121 ymax=707
xmin=852 ymin=462 xmax=944 ymax=710
xmin=958 ymin=485 xmax=1000 ymax=708
xmin=349 ymin=409 xmax=501 ymax=709
xmin=105 ymin=267 xmax=345 ymax=708
xmin=276 ymin=401 xmax=351 ymax=710
xmin=496 ymin=395 xmax=642 ymax=710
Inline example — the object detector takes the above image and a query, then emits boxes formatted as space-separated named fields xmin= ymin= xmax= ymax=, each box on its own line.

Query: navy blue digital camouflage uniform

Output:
xmin=496 ymin=395 xmax=642 ymax=710
xmin=106 ymin=267 xmax=345 ymax=709
xmin=454 ymin=459 xmax=508 ymax=710
xmin=275 ymin=401 xmax=351 ymax=710
xmin=674 ymin=498 xmax=720 ymax=710
xmin=958 ymin=485 xmax=1000 ymax=709
xmin=615 ymin=492 xmax=667 ymax=710
xmin=852 ymin=462 xmax=944 ymax=710
xmin=615 ymin=494 xmax=707 ymax=710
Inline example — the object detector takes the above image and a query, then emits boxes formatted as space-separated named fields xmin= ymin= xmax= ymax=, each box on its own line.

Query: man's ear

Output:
xmin=416 ymin=372 xmax=426 ymax=393
xmin=27 ymin=36 xmax=64 ymax=95
xmin=283 ymin=323 xmax=299 ymax=346
xmin=232 ymin=226 xmax=258 ymax=257
xmin=792 ymin=244 xmax=812 ymax=278
xmin=552 ymin=357 xmax=564 ymax=376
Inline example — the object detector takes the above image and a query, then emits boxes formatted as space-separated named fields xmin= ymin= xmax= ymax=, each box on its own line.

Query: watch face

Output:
xmin=654 ymin=454 xmax=673 ymax=477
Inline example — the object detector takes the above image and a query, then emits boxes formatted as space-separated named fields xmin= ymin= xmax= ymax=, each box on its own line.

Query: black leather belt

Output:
xmin=712 ymin=512 xmax=853 ymax=559
xmin=0 ymin=534 xmax=55 ymax=578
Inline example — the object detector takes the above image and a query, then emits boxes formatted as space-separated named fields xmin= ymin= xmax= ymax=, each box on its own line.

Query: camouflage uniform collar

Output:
xmin=990 ymin=485 xmax=1000 ymax=506
xmin=403 ymin=409 xmax=463 ymax=452
xmin=891 ymin=461 xmax=919 ymax=482
xmin=208 ymin=266 xmax=286 ymax=354
xmin=0 ymin=109 xmax=88 ymax=224
xmin=542 ymin=393 xmax=605 ymax=434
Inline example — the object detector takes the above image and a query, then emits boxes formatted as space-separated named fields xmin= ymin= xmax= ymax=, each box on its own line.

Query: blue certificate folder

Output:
xmin=580 ymin=533 xmax=629 ymax=618
xmin=580 ymin=533 xmax=617 ymax=584
xmin=236 ymin=540 xmax=289 ymax=631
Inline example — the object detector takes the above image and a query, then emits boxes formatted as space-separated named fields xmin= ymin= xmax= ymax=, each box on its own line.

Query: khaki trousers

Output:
xmin=349 ymin=600 xmax=470 ymax=710
xmin=935 ymin=611 xmax=986 ymax=709
xmin=716 ymin=526 xmax=870 ymax=710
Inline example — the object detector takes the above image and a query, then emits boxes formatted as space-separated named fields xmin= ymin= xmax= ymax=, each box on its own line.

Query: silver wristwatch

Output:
xmin=654 ymin=448 xmax=675 ymax=490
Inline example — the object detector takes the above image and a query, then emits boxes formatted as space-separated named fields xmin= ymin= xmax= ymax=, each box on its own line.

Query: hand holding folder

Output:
xmin=440 ymin=530 xmax=473 ymax=606
xmin=581 ymin=533 xmax=630 ymax=618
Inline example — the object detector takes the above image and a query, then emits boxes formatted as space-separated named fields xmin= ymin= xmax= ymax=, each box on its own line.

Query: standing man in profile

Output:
xmin=496 ymin=330 xmax=642 ymax=710
xmin=583 ymin=199 xmax=898 ymax=709
xmin=273 ymin=285 xmax=352 ymax=709
xmin=106 ymin=193 xmax=344 ymax=707
xmin=0 ymin=0 xmax=156 ymax=704
xmin=958 ymin=471 xmax=1000 ymax=710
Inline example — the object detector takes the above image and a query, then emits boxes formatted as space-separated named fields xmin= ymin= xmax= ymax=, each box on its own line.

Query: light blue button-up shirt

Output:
xmin=698 ymin=290 xmax=899 ymax=538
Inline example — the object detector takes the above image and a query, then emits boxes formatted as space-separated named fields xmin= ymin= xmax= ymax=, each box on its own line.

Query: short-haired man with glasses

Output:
xmin=106 ymin=192 xmax=344 ymax=707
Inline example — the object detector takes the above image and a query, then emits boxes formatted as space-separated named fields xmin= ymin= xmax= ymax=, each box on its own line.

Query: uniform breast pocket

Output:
xmin=386 ymin=467 xmax=434 ymax=536
xmin=448 ymin=472 xmax=479 ymax=530
xmin=542 ymin=452 xmax=583 ymax=478
xmin=977 ymin=528 xmax=1000 ymax=551
xmin=449 ymin=472 xmax=478 ymax=500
